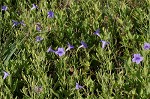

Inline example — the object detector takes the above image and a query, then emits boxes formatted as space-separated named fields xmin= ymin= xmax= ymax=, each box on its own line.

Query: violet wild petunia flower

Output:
xmin=94 ymin=28 xmax=100 ymax=37
xmin=75 ymin=83 xmax=83 ymax=90
xmin=36 ymin=36 xmax=43 ymax=42
xmin=66 ymin=43 xmax=74 ymax=51
xmin=55 ymin=48 xmax=65 ymax=57
xmin=132 ymin=54 xmax=143 ymax=64
xmin=143 ymin=43 xmax=150 ymax=50
xmin=2 ymin=6 xmax=7 ymax=11
xmin=36 ymin=26 xmax=41 ymax=31
xmin=100 ymin=40 xmax=109 ymax=49
xmin=3 ymin=71 xmax=9 ymax=79
xmin=48 ymin=11 xmax=54 ymax=18
xmin=31 ymin=4 xmax=38 ymax=10
xmin=78 ymin=41 xmax=88 ymax=48
xmin=47 ymin=47 xmax=55 ymax=53
xmin=36 ymin=23 xmax=41 ymax=31
xmin=12 ymin=20 xmax=25 ymax=27
xmin=12 ymin=20 xmax=20 ymax=27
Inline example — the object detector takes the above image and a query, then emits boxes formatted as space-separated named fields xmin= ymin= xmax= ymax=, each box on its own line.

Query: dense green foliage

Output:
xmin=0 ymin=0 xmax=150 ymax=98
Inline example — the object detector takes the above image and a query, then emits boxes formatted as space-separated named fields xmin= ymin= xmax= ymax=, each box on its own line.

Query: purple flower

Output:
xmin=94 ymin=28 xmax=100 ymax=37
xmin=143 ymin=43 xmax=150 ymax=50
xmin=2 ymin=6 xmax=7 ymax=11
xmin=3 ymin=71 xmax=9 ymax=79
xmin=66 ymin=43 xmax=74 ymax=51
xmin=31 ymin=4 xmax=38 ymax=10
xmin=75 ymin=83 xmax=83 ymax=90
xmin=100 ymin=40 xmax=109 ymax=49
xmin=78 ymin=41 xmax=88 ymax=48
xmin=132 ymin=54 xmax=143 ymax=64
xmin=48 ymin=11 xmax=54 ymax=18
xmin=12 ymin=20 xmax=20 ymax=27
xmin=12 ymin=20 xmax=25 ymax=27
xmin=36 ymin=26 xmax=41 ymax=31
xmin=36 ymin=36 xmax=43 ymax=42
xmin=36 ymin=23 xmax=41 ymax=31
xmin=55 ymin=48 xmax=65 ymax=57
xmin=47 ymin=47 xmax=55 ymax=52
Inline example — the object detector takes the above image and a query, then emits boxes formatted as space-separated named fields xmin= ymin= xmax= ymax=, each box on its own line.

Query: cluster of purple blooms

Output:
xmin=37 ymin=30 xmax=109 ymax=57
xmin=1 ymin=5 xmax=150 ymax=91
xmin=45 ymin=41 xmax=87 ymax=57
xmin=132 ymin=43 xmax=150 ymax=64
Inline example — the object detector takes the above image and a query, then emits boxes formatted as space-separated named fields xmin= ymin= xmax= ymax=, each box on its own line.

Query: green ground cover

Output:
xmin=0 ymin=0 xmax=150 ymax=98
